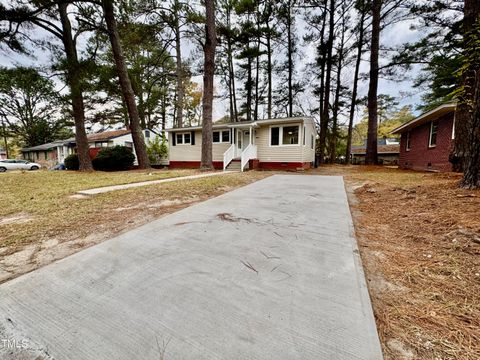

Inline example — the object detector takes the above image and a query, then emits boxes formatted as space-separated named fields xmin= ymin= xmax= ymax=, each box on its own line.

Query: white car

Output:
xmin=0 ymin=159 xmax=41 ymax=172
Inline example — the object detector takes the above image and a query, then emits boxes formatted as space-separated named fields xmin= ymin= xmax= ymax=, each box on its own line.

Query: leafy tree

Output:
xmin=0 ymin=1 xmax=93 ymax=170
xmin=147 ymin=134 xmax=168 ymax=164
xmin=101 ymin=0 xmax=150 ymax=169
xmin=183 ymin=81 xmax=203 ymax=126
xmin=352 ymin=105 xmax=415 ymax=145
xmin=346 ymin=0 xmax=369 ymax=165
xmin=90 ymin=18 xmax=176 ymax=131
xmin=394 ymin=1 xmax=463 ymax=111
xmin=0 ymin=67 xmax=69 ymax=147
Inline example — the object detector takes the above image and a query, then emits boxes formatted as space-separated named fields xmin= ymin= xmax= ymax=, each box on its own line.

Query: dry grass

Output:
xmin=312 ymin=165 xmax=480 ymax=359
xmin=0 ymin=169 xmax=270 ymax=282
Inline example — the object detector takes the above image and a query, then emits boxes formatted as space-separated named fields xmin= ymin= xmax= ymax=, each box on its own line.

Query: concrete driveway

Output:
xmin=0 ymin=175 xmax=382 ymax=360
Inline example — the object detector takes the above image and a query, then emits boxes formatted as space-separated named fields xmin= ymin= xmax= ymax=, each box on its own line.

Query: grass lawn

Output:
xmin=1 ymin=165 xmax=478 ymax=359
xmin=0 ymin=169 xmax=270 ymax=282
xmin=311 ymin=165 xmax=480 ymax=360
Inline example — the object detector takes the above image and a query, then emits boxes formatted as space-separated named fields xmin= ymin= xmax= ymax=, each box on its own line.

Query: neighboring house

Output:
xmin=392 ymin=103 xmax=456 ymax=172
xmin=351 ymin=142 xmax=400 ymax=165
xmin=21 ymin=139 xmax=76 ymax=168
xmin=167 ymin=117 xmax=316 ymax=171
xmin=22 ymin=129 xmax=156 ymax=167
xmin=0 ymin=147 xmax=7 ymax=160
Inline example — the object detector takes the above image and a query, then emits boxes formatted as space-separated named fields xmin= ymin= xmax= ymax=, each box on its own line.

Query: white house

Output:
xmin=167 ymin=117 xmax=316 ymax=171
xmin=22 ymin=129 xmax=157 ymax=167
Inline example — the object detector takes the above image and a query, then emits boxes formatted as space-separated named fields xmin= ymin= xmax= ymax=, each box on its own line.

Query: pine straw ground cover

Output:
xmin=314 ymin=166 xmax=480 ymax=359
xmin=0 ymin=169 xmax=270 ymax=283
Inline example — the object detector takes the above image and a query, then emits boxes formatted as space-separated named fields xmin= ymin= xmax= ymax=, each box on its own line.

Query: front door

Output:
xmin=236 ymin=129 xmax=251 ymax=156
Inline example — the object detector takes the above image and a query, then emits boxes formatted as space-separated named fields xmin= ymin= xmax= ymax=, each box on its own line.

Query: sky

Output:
xmin=0 ymin=5 xmax=429 ymax=131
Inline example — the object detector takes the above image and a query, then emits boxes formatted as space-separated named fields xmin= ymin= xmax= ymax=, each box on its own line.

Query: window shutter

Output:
xmin=191 ymin=131 xmax=195 ymax=145
xmin=172 ymin=133 xmax=176 ymax=146
xmin=230 ymin=129 xmax=233 ymax=144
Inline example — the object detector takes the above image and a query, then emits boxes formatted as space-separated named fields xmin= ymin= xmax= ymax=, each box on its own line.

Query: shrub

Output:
xmin=64 ymin=154 xmax=79 ymax=170
xmin=147 ymin=134 xmax=168 ymax=164
xmin=92 ymin=145 xmax=135 ymax=171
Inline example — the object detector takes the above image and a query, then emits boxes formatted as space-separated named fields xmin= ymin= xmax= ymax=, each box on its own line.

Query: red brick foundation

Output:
xmin=168 ymin=161 xmax=224 ymax=170
xmin=257 ymin=162 xmax=311 ymax=170
xmin=169 ymin=160 xmax=312 ymax=171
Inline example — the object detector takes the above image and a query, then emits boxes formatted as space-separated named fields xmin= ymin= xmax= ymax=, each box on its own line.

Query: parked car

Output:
xmin=51 ymin=163 xmax=66 ymax=171
xmin=0 ymin=159 xmax=41 ymax=172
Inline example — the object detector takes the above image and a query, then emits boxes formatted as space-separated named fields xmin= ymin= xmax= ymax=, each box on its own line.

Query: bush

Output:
xmin=64 ymin=154 xmax=79 ymax=170
xmin=92 ymin=145 xmax=135 ymax=171
xmin=147 ymin=134 xmax=168 ymax=164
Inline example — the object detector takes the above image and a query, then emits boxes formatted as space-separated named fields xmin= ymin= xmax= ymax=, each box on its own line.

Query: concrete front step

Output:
xmin=226 ymin=161 xmax=242 ymax=171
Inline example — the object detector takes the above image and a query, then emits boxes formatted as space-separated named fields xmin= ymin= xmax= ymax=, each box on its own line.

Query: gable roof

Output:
xmin=392 ymin=103 xmax=456 ymax=134
xmin=21 ymin=140 xmax=75 ymax=152
xmin=21 ymin=129 xmax=156 ymax=152
xmin=87 ymin=129 xmax=131 ymax=141
xmin=351 ymin=144 xmax=400 ymax=155
xmin=166 ymin=117 xmax=314 ymax=132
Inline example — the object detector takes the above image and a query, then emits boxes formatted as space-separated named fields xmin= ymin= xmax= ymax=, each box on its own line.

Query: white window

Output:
xmin=406 ymin=131 xmax=411 ymax=151
xmin=176 ymin=133 xmax=191 ymax=145
xmin=270 ymin=125 xmax=300 ymax=146
xmin=213 ymin=130 xmax=230 ymax=143
xmin=429 ymin=121 xmax=438 ymax=148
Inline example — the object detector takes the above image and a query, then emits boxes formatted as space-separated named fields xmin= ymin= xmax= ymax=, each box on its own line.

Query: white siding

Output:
xmin=108 ymin=130 xmax=155 ymax=164
xmin=169 ymin=130 xmax=231 ymax=162
xmin=301 ymin=120 xmax=316 ymax=163
xmin=255 ymin=122 xmax=303 ymax=162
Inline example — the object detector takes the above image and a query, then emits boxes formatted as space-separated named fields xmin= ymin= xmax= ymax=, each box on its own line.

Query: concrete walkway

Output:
xmin=0 ymin=175 xmax=382 ymax=360
xmin=77 ymin=171 xmax=236 ymax=195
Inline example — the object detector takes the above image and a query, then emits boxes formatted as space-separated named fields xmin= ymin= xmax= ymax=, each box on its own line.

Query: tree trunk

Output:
xmin=58 ymin=3 xmax=92 ymax=171
xmin=174 ymin=0 xmax=184 ymax=128
xmin=318 ymin=0 xmax=335 ymax=164
xmin=266 ymin=30 xmax=273 ymax=119
xmin=246 ymin=56 xmax=252 ymax=122
xmin=365 ymin=0 xmax=381 ymax=165
xmin=460 ymin=0 xmax=480 ymax=188
xmin=346 ymin=7 xmax=366 ymax=165
xmin=229 ymin=49 xmax=238 ymax=122
xmin=102 ymin=0 xmax=150 ymax=169
xmin=329 ymin=11 xmax=346 ymax=164
xmin=254 ymin=8 xmax=260 ymax=122
xmin=287 ymin=0 xmax=294 ymax=117
xmin=201 ymin=0 xmax=216 ymax=171
xmin=318 ymin=7 xmax=327 ymax=133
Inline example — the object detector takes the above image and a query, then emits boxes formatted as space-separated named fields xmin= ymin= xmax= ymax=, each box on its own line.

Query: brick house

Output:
xmin=21 ymin=129 xmax=156 ymax=167
xmin=392 ymin=103 xmax=456 ymax=172
xmin=351 ymin=139 xmax=400 ymax=165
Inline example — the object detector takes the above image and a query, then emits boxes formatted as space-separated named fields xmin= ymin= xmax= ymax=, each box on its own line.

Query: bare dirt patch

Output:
xmin=0 ymin=213 xmax=34 ymax=226
xmin=0 ymin=171 xmax=270 ymax=283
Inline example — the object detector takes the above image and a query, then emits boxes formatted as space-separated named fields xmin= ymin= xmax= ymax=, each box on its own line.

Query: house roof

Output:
xmin=21 ymin=140 xmax=74 ymax=152
xmin=351 ymin=144 xmax=400 ymax=155
xmin=21 ymin=129 xmax=156 ymax=152
xmin=166 ymin=117 xmax=314 ymax=132
xmin=87 ymin=129 xmax=132 ymax=141
xmin=391 ymin=103 xmax=456 ymax=134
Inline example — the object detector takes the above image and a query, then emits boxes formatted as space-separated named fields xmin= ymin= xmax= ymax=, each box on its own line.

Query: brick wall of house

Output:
xmin=399 ymin=112 xmax=454 ymax=172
